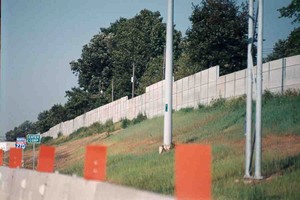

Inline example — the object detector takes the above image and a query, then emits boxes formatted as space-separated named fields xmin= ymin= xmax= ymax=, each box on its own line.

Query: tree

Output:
xmin=70 ymin=33 xmax=113 ymax=94
xmin=185 ymin=0 xmax=248 ymax=75
xmin=36 ymin=110 xmax=51 ymax=133
xmin=266 ymin=27 xmax=300 ymax=61
xmin=108 ymin=9 xmax=182 ymax=97
xmin=5 ymin=120 xmax=37 ymax=141
xmin=267 ymin=1 xmax=300 ymax=61
xmin=64 ymin=87 xmax=106 ymax=120
xmin=71 ymin=9 xmax=181 ymax=100
xmin=279 ymin=0 xmax=300 ymax=24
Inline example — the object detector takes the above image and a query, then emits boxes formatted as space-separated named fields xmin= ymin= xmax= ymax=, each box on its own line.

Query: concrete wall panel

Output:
xmin=95 ymin=182 xmax=173 ymax=200
xmin=182 ymin=77 xmax=189 ymax=91
xmin=286 ymin=55 xmax=300 ymax=67
xmin=225 ymin=79 xmax=235 ymax=98
xmin=43 ymin=173 xmax=72 ymax=200
xmin=269 ymin=59 xmax=283 ymax=71
xmin=195 ymin=72 xmax=201 ymax=87
xmin=68 ymin=177 xmax=98 ymax=200
xmin=201 ymin=69 xmax=209 ymax=85
xmin=0 ymin=167 xmax=14 ymax=200
xmin=269 ymin=68 xmax=282 ymax=89
xmin=286 ymin=65 xmax=300 ymax=87
xmin=235 ymin=78 xmax=245 ymax=96
xmin=209 ymin=66 xmax=218 ymax=83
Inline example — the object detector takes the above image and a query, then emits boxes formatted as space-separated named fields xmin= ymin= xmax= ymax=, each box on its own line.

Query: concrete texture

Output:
xmin=41 ymin=55 xmax=300 ymax=139
xmin=94 ymin=182 xmax=173 ymax=200
xmin=0 ymin=167 xmax=14 ymax=200
xmin=0 ymin=167 xmax=174 ymax=200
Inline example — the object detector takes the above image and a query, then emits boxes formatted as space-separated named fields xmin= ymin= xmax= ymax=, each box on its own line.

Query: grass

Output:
xmin=23 ymin=90 xmax=300 ymax=199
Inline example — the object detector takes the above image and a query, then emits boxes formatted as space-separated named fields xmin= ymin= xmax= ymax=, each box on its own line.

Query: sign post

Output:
xmin=26 ymin=134 xmax=41 ymax=170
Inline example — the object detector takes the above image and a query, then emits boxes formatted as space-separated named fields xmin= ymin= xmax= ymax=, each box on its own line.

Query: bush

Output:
xmin=284 ymin=89 xmax=300 ymax=97
xmin=198 ymin=104 xmax=205 ymax=109
xmin=57 ymin=132 xmax=63 ymax=138
xmin=121 ymin=118 xmax=131 ymax=129
xmin=179 ymin=107 xmax=194 ymax=113
xmin=90 ymin=122 xmax=105 ymax=133
xmin=132 ymin=113 xmax=147 ymax=125
xmin=104 ymin=119 xmax=115 ymax=133
xmin=263 ymin=90 xmax=275 ymax=100
xmin=210 ymin=98 xmax=226 ymax=108
xmin=41 ymin=136 xmax=53 ymax=144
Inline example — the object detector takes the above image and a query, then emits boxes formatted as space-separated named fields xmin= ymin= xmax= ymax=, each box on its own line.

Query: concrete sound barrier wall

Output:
xmin=42 ymin=55 xmax=300 ymax=138
xmin=0 ymin=167 xmax=173 ymax=200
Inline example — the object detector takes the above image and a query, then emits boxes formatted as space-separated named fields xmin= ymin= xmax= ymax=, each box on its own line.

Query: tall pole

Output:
xmin=163 ymin=0 xmax=174 ymax=149
xmin=132 ymin=63 xmax=135 ymax=98
xmin=255 ymin=0 xmax=263 ymax=179
xmin=245 ymin=0 xmax=254 ymax=178
xmin=33 ymin=143 xmax=35 ymax=170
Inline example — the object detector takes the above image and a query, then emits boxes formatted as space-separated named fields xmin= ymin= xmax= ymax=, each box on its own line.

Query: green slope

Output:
xmin=40 ymin=91 xmax=300 ymax=200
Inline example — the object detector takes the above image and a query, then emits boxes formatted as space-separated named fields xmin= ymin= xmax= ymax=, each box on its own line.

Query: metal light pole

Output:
xmin=163 ymin=0 xmax=174 ymax=150
xmin=255 ymin=0 xmax=263 ymax=179
xmin=245 ymin=0 xmax=254 ymax=178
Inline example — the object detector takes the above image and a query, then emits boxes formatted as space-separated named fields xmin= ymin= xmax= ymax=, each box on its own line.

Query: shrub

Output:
xmin=121 ymin=118 xmax=131 ymax=129
xmin=198 ymin=104 xmax=205 ymax=109
xmin=210 ymin=98 xmax=226 ymax=108
xmin=104 ymin=119 xmax=115 ymax=133
xmin=57 ymin=132 xmax=63 ymax=138
xmin=263 ymin=90 xmax=275 ymax=100
xmin=41 ymin=136 xmax=53 ymax=144
xmin=284 ymin=89 xmax=300 ymax=97
xmin=90 ymin=122 xmax=105 ymax=133
xmin=132 ymin=113 xmax=147 ymax=125
xmin=179 ymin=107 xmax=194 ymax=113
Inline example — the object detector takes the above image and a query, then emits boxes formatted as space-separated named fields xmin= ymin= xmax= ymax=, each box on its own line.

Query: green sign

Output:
xmin=26 ymin=134 xmax=41 ymax=144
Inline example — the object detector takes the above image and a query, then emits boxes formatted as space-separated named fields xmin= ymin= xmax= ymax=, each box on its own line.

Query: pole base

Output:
xmin=243 ymin=174 xmax=252 ymax=179
xmin=159 ymin=144 xmax=174 ymax=154
xmin=253 ymin=175 xmax=263 ymax=180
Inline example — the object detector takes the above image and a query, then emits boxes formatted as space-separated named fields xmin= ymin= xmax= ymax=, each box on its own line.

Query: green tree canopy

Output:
xmin=5 ymin=120 xmax=37 ymax=141
xmin=279 ymin=0 xmax=300 ymax=24
xmin=267 ymin=1 xmax=300 ymax=61
xmin=266 ymin=27 xmax=300 ymax=61
xmin=185 ymin=0 xmax=248 ymax=75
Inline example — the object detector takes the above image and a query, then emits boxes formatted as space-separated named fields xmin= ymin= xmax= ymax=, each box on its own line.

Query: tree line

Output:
xmin=5 ymin=0 xmax=299 ymax=141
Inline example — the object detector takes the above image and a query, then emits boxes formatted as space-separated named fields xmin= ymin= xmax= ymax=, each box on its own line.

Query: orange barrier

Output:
xmin=175 ymin=144 xmax=211 ymax=200
xmin=84 ymin=145 xmax=106 ymax=181
xmin=37 ymin=145 xmax=55 ymax=172
xmin=9 ymin=148 xmax=22 ymax=168
xmin=0 ymin=150 xmax=3 ymax=166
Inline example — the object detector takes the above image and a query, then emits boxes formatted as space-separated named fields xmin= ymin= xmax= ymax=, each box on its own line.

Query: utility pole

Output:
xmin=132 ymin=63 xmax=135 ymax=98
xmin=245 ymin=0 xmax=254 ymax=178
xmin=255 ymin=0 xmax=263 ymax=179
xmin=163 ymin=0 xmax=174 ymax=150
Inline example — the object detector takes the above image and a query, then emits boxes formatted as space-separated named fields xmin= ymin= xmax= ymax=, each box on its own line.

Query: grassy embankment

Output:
xmin=24 ymin=91 xmax=300 ymax=199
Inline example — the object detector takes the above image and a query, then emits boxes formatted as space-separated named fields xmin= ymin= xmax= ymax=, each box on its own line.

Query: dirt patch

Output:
xmin=233 ymin=134 xmax=300 ymax=157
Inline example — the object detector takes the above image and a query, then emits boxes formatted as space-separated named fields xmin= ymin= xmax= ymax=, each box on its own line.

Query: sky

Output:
xmin=0 ymin=0 xmax=298 ymax=136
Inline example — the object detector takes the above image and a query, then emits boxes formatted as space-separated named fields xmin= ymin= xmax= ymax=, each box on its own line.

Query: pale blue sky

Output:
xmin=0 ymin=0 xmax=297 ymax=136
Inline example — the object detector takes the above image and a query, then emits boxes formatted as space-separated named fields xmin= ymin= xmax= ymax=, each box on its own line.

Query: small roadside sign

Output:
xmin=26 ymin=133 xmax=41 ymax=170
xmin=15 ymin=137 xmax=26 ymax=149
xmin=26 ymin=134 xmax=41 ymax=144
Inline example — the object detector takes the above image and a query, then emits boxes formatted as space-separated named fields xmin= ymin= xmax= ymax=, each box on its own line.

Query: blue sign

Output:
xmin=16 ymin=137 xmax=27 ymax=149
